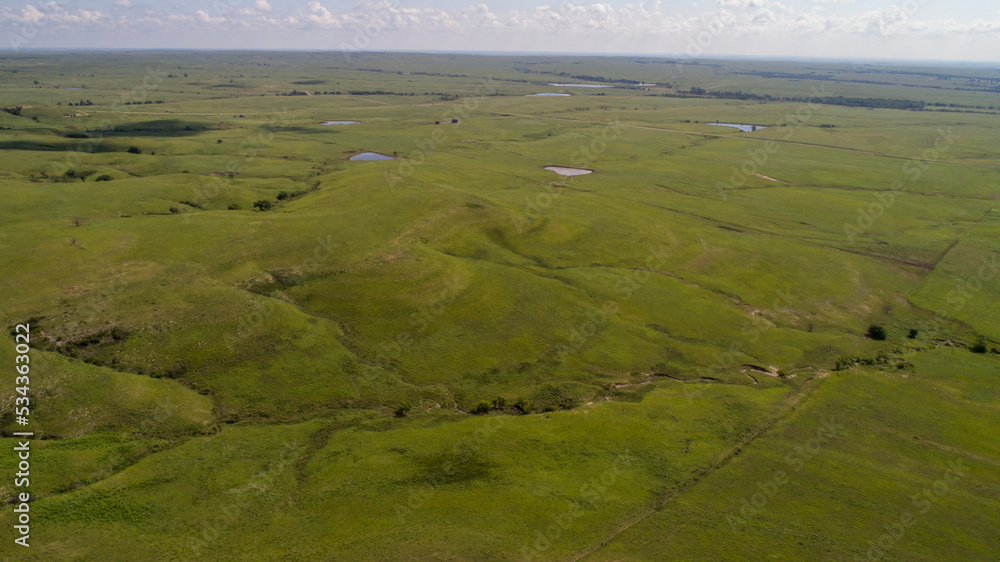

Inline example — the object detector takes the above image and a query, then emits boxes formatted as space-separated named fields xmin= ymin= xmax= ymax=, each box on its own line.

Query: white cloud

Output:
xmin=0 ymin=0 xmax=996 ymax=58
xmin=303 ymin=1 xmax=337 ymax=27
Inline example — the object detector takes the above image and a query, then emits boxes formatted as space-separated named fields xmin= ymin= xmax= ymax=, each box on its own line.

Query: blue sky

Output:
xmin=2 ymin=1 xmax=999 ymax=61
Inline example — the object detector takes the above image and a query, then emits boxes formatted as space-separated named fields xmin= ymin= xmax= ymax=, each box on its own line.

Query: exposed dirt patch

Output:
xmin=740 ymin=364 xmax=782 ymax=382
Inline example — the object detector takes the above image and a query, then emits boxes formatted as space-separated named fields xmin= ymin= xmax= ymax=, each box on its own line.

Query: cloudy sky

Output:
xmin=2 ymin=0 xmax=999 ymax=62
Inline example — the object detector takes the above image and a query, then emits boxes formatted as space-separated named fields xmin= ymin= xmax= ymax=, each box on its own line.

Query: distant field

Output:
xmin=0 ymin=51 xmax=998 ymax=560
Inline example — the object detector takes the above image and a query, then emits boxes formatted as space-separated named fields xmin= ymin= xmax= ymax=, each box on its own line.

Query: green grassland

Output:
xmin=0 ymin=51 xmax=998 ymax=560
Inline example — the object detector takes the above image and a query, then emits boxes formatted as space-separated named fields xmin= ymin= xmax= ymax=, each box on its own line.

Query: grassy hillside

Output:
xmin=0 ymin=52 xmax=997 ymax=560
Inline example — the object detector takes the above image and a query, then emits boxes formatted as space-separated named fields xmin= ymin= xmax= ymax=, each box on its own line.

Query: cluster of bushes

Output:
xmin=121 ymin=100 xmax=165 ymax=105
xmin=471 ymin=396 xmax=533 ymax=415
xmin=513 ymin=68 xmax=639 ymax=85
xmin=276 ymin=190 xmax=307 ymax=201
xmin=2 ymin=106 xmax=23 ymax=116
xmin=928 ymin=102 xmax=995 ymax=110
xmin=660 ymin=89 xmax=926 ymax=110
xmin=845 ymin=324 xmax=994 ymax=370
xmin=834 ymin=352 xmax=914 ymax=372
xmin=395 ymin=396 xmax=534 ymax=418
xmin=349 ymin=90 xmax=416 ymax=96
xmin=395 ymin=70 xmax=469 ymax=79
xmin=28 ymin=325 xmax=128 ymax=359
xmin=23 ymin=322 xmax=182 ymax=379
xmin=61 ymin=171 xmax=112 ymax=182
xmin=67 ymin=100 xmax=94 ymax=107
xmin=265 ymin=184 xmax=319 ymax=208
xmin=817 ymin=96 xmax=925 ymax=110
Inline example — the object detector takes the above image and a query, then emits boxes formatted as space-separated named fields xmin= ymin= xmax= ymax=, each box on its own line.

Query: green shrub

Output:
xmin=472 ymin=401 xmax=491 ymax=415
xmin=394 ymin=402 xmax=411 ymax=418
xmin=834 ymin=357 xmax=855 ymax=371
xmin=253 ymin=200 xmax=273 ymax=212
xmin=126 ymin=146 xmax=141 ymax=154
xmin=866 ymin=324 xmax=887 ymax=341
xmin=972 ymin=336 xmax=988 ymax=354
xmin=94 ymin=174 xmax=114 ymax=182
xmin=512 ymin=398 xmax=532 ymax=415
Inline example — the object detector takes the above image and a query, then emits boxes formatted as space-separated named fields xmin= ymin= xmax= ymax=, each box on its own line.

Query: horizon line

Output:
xmin=4 ymin=47 xmax=998 ymax=67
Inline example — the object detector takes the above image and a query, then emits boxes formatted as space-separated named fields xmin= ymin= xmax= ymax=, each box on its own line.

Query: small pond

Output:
xmin=527 ymin=93 xmax=571 ymax=97
xmin=709 ymin=122 xmax=767 ymax=132
xmin=547 ymin=83 xmax=610 ymax=88
xmin=322 ymin=120 xmax=362 ymax=125
xmin=350 ymin=152 xmax=394 ymax=161
xmin=545 ymin=166 xmax=593 ymax=177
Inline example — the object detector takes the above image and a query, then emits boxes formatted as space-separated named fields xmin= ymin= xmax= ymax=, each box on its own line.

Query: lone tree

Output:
xmin=866 ymin=324 xmax=887 ymax=341
xmin=972 ymin=336 xmax=988 ymax=354
xmin=127 ymin=146 xmax=142 ymax=154
xmin=908 ymin=329 xmax=919 ymax=339
xmin=253 ymin=200 xmax=273 ymax=212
